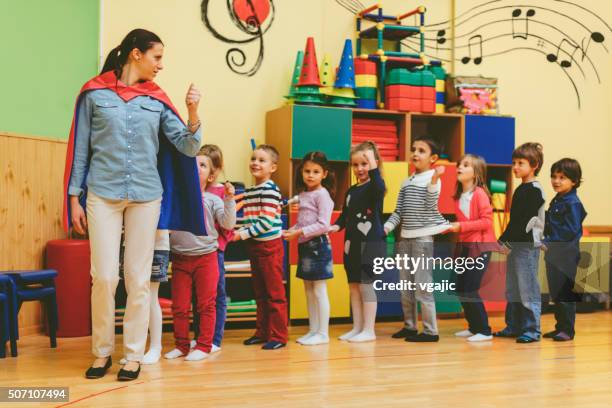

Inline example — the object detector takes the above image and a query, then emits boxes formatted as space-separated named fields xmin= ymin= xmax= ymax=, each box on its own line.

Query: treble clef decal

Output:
xmin=201 ymin=0 xmax=276 ymax=77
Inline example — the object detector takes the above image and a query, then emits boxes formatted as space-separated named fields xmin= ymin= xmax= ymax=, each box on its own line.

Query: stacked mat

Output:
xmin=385 ymin=68 xmax=436 ymax=113
xmin=352 ymin=118 xmax=400 ymax=161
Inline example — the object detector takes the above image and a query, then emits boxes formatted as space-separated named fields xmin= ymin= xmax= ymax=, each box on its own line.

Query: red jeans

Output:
xmin=171 ymin=252 xmax=219 ymax=353
xmin=247 ymin=238 xmax=288 ymax=343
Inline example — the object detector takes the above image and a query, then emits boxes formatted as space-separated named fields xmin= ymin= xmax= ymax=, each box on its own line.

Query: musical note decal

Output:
xmin=462 ymin=34 xmax=483 ymax=64
xmin=511 ymin=8 xmax=536 ymax=40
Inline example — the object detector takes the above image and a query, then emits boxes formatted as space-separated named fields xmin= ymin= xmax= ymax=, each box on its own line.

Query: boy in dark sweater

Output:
xmin=495 ymin=143 xmax=545 ymax=343
xmin=541 ymin=159 xmax=586 ymax=341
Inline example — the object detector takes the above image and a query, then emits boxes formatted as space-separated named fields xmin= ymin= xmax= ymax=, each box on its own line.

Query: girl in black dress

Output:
xmin=330 ymin=142 xmax=386 ymax=342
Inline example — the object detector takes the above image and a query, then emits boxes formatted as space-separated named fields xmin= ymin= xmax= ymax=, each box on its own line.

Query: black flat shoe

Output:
xmin=543 ymin=330 xmax=559 ymax=339
xmin=85 ymin=356 xmax=112 ymax=379
xmin=392 ymin=328 xmax=418 ymax=339
xmin=243 ymin=336 xmax=266 ymax=345
xmin=117 ymin=363 xmax=141 ymax=381
xmin=405 ymin=333 xmax=440 ymax=342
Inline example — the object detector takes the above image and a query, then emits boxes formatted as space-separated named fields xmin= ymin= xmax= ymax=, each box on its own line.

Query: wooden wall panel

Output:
xmin=0 ymin=132 xmax=68 ymax=334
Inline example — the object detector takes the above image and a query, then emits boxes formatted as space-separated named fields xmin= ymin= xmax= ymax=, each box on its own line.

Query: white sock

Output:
xmin=211 ymin=344 xmax=221 ymax=353
xmin=348 ymin=331 xmax=376 ymax=343
xmin=164 ymin=348 xmax=185 ymax=359
xmin=339 ymin=284 xmax=363 ymax=341
xmin=185 ymin=349 xmax=209 ymax=361
xmin=467 ymin=333 xmax=493 ymax=342
xmin=190 ymin=339 xmax=197 ymax=350
xmin=313 ymin=281 xmax=330 ymax=337
xmin=119 ymin=357 xmax=127 ymax=365
xmin=455 ymin=329 xmax=474 ymax=337
xmin=300 ymin=333 xmax=329 ymax=346
xmin=305 ymin=281 xmax=319 ymax=335
xmin=296 ymin=332 xmax=316 ymax=344
xmin=142 ymin=347 xmax=161 ymax=365
xmin=148 ymin=283 xmax=163 ymax=351
xmin=359 ymin=284 xmax=377 ymax=336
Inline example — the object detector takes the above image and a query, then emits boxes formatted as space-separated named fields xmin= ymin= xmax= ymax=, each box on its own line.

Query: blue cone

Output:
xmin=334 ymin=39 xmax=356 ymax=89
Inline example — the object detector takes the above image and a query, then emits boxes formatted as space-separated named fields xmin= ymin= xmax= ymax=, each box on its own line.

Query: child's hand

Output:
xmin=362 ymin=149 xmax=378 ymax=170
xmin=540 ymin=243 xmax=548 ymax=252
xmin=328 ymin=225 xmax=340 ymax=233
xmin=499 ymin=244 xmax=511 ymax=255
xmin=448 ymin=222 xmax=461 ymax=233
xmin=282 ymin=229 xmax=302 ymax=241
xmin=431 ymin=165 xmax=445 ymax=183
xmin=224 ymin=181 xmax=235 ymax=199
xmin=232 ymin=231 xmax=242 ymax=242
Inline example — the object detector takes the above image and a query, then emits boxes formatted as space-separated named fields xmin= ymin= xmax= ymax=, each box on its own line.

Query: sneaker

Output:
xmin=543 ymin=330 xmax=560 ymax=339
xmin=211 ymin=344 xmax=222 ymax=353
xmin=392 ymin=328 xmax=418 ymax=339
xmin=455 ymin=329 xmax=474 ymax=337
xmin=405 ymin=333 xmax=439 ymax=342
xmin=552 ymin=332 xmax=573 ymax=342
xmin=262 ymin=341 xmax=286 ymax=350
xmin=493 ymin=329 xmax=518 ymax=338
xmin=516 ymin=335 xmax=539 ymax=343
xmin=243 ymin=336 xmax=266 ymax=345
xmin=467 ymin=333 xmax=493 ymax=342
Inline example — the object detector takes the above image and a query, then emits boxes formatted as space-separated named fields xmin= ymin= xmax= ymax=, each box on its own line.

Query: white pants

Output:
xmin=87 ymin=191 xmax=161 ymax=361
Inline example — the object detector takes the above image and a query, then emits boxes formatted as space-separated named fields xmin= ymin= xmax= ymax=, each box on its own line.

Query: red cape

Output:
xmin=63 ymin=71 xmax=206 ymax=235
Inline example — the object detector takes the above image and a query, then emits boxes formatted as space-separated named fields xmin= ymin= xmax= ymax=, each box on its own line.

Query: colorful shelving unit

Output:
xmin=266 ymin=104 xmax=517 ymax=321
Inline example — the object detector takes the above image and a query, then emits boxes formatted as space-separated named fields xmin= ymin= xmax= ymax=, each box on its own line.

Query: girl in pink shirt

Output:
xmin=283 ymin=152 xmax=335 ymax=346
xmin=448 ymin=154 xmax=498 ymax=342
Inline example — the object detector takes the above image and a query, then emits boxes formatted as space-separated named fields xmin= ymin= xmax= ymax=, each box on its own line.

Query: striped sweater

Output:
xmin=237 ymin=179 xmax=283 ymax=241
xmin=384 ymin=169 xmax=450 ymax=238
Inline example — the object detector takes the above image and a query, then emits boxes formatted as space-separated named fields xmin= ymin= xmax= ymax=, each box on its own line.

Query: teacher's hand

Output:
xmin=70 ymin=196 xmax=88 ymax=235
xmin=185 ymin=83 xmax=201 ymax=112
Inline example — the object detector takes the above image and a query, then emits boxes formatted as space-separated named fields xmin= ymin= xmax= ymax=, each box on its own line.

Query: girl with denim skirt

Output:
xmin=283 ymin=152 xmax=335 ymax=346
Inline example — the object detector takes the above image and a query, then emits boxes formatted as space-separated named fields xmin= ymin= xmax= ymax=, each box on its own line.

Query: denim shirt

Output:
xmin=543 ymin=189 xmax=586 ymax=245
xmin=68 ymin=89 xmax=201 ymax=201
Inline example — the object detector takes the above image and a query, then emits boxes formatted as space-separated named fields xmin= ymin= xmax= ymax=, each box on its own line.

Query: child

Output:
xmin=235 ymin=144 xmax=288 ymax=350
xmin=190 ymin=144 xmax=234 ymax=353
xmin=385 ymin=136 xmax=450 ymax=342
xmin=330 ymin=141 xmax=386 ymax=343
xmin=118 ymin=230 xmax=169 ymax=365
xmin=541 ymin=158 xmax=586 ymax=341
xmin=448 ymin=154 xmax=498 ymax=342
xmin=283 ymin=151 xmax=335 ymax=346
xmin=495 ymin=142 xmax=545 ymax=343
xmin=165 ymin=148 xmax=236 ymax=360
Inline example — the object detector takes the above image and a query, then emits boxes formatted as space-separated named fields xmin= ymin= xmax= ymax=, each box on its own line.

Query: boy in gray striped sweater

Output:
xmin=384 ymin=137 xmax=450 ymax=342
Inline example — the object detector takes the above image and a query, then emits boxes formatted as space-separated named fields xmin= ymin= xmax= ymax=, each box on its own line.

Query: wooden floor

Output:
xmin=1 ymin=312 xmax=611 ymax=408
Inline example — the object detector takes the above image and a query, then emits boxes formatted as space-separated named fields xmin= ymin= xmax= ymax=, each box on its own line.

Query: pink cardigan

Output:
xmin=454 ymin=187 xmax=498 ymax=253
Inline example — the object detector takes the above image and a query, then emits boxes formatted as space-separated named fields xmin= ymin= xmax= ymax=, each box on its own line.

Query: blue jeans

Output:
xmin=503 ymin=245 xmax=541 ymax=339
xmin=192 ymin=251 xmax=227 ymax=347
xmin=213 ymin=251 xmax=227 ymax=346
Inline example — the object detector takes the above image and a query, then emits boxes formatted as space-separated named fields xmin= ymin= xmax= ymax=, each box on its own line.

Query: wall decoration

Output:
xmin=401 ymin=0 xmax=610 ymax=108
xmin=201 ymin=0 xmax=276 ymax=76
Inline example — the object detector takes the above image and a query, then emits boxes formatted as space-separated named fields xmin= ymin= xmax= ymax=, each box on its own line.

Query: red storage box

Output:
xmin=386 ymin=84 xmax=421 ymax=99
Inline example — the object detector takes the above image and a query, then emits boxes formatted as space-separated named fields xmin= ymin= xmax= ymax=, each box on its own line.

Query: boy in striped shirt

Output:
xmin=234 ymin=144 xmax=287 ymax=349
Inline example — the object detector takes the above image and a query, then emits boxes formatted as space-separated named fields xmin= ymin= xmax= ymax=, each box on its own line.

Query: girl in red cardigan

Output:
xmin=448 ymin=154 xmax=498 ymax=342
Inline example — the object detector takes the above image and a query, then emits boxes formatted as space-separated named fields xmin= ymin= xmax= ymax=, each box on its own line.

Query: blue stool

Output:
xmin=0 ymin=274 xmax=17 ymax=358
xmin=8 ymin=270 xmax=59 ymax=354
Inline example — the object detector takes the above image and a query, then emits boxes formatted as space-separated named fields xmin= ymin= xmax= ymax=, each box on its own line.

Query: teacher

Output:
xmin=63 ymin=29 xmax=206 ymax=381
